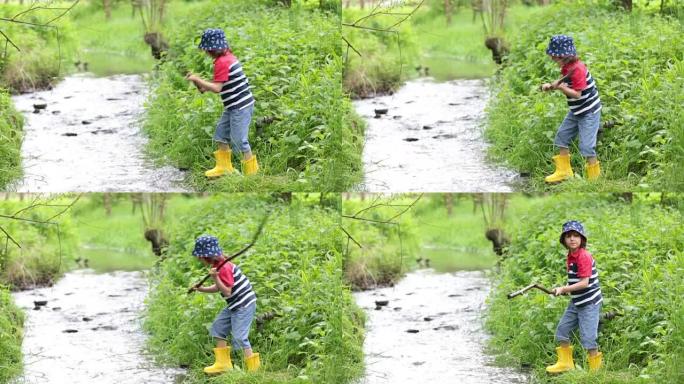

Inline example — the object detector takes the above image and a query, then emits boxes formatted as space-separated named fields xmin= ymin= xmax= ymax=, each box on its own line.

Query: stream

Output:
xmin=354 ymin=78 xmax=518 ymax=192
xmin=10 ymin=73 xmax=188 ymax=192
xmin=11 ymin=269 xmax=185 ymax=384
xmin=354 ymin=269 xmax=528 ymax=384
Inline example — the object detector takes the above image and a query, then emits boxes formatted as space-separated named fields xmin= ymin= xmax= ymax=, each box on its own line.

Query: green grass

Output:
xmin=0 ymin=286 xmax=24 ymax=384
xmin=0 ymin=89 xmax=23 ymax=189
xmin=143 ymin=195 xmax=364 ymax=384
xmin=342 ymin=194 xmax=505 ymax=288
xmin=143 ymin=1 xmax=356 ymax=192
xmin=343 ymin=3 xmax=544 ymax=94
xmin=411 ymin=198 xmax=498 ymax=272
xmin=70 ymin=195 xmax=158 ymax=273
xmin=485 ymin=2 xmax=684 ymax=191
xmin=66 ymin=1 xmax=210 ymax=76
xmin=485 ymin=194 xmax=684 ymax=383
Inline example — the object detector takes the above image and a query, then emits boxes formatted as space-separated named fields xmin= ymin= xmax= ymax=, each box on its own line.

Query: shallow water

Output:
xmin=11 ymin=270 xmax=185 ymax=384
xmin=354 ymin=269 xmax=528 ymax=384
xmin=354 ymin=78 xmax=517 ymax=192
xmin=10 ymin=74 xmax=188 ymax=192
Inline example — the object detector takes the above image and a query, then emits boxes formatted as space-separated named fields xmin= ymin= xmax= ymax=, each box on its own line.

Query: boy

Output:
xmin=547 ymin=220 xmax=603 ymax=373
xmin=190 ymin=235 xmax=260 ymax=373
xmin=186 ymin=28 xmax=259 ymax=177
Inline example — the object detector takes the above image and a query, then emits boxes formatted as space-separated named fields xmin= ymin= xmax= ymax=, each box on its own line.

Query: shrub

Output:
xmin=143 ymin=194 xmax=364 ymax=383
xmin=485 ymin=2 xmax=684 ymax=190
xmin=485 ymin=194 xmax=684 ymax=383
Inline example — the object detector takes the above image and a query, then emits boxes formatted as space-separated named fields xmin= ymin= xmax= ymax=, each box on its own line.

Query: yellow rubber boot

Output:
xmin=242 ymin=155 xmax=259 ymax=175
xmin=586 ymin=161 xmax=601 ymax=180
xmin=546 ymin=345 xmax=575 ymax=374
xmin=205 ymin=150 xmax=234 ymax=178
xmin=204 ymin=347 xmax=233 ymax=374
xmin=588 ymin=352 xmax=603 ymax=372
xmin=545 ymin=154 xmax=574 ymax=183
xmin=245 ymin=352 xmax=261 ymax=372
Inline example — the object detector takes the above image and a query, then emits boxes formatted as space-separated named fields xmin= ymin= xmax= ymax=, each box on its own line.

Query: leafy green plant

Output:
xmin=485 ymin=2 xmax=684 ymax=190
xmin=143 ymin=1 xmax=358 ymax=191
xmin=143 ymin=194 xmax=364 ymax=383
xmin=0 ymin=286 xmax=24 ymax=384
xmin=0 ymin=89 xmax=23 ymax=189
xmin=485 ymin=194 xmax=684 ymax=383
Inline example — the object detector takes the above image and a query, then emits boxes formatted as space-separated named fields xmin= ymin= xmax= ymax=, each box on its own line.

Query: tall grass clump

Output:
xmin=0 ymin=4 xmax=75 ymax=92
xmin=485 ymin=2 xmax=684 ymax=191
xmin=0 ymin=286 xmax=24 ymax=384
xmin=0 ymin=198 xmax=77 ymax=289
xmin=343 ymin=6 xmax=420 ymax=98
xmin=143 ymin=194 xmax=364 ymax=384
xmin=485 ymin=194 xmax=684 ymax=383
xmin=342 ymin=195 xmax=420 ymax=289
xmin=0 ymin=89 xmax=23 ymax=189
xmin=143 ymin=1 xmax=358 ymax=192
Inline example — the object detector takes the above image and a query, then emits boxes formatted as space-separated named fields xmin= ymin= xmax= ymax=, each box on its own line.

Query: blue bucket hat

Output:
xmin=546 ymin=35 xmax=576 ymax=57
xmin=560 ymin=220 xmax=587 ymax=245
xmin=198 ymin=28 xmax=229 ymax=51
xmin=192 ymin=235 xmax=223 ymax=258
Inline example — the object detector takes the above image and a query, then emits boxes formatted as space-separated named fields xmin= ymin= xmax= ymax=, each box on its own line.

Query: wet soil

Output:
xmin=354 ymin=78 xmax=518 ymax=192
xmin=10 ymin=74 xmax=188 ymax=192
xmin=354 ymin=269 xmax=528 ymax=384
xmin=11 ymin=270 xmax=185 ymax=384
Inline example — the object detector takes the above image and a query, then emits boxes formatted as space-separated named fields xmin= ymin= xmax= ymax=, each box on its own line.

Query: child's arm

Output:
xmin=553 ymin=82 xmax=582 ymax=99
xmin=553 ymin=277 xmax=589 ymax=296
xmin=210 ymin=268 xmax=233 ymax=297
xmin=194 ymin=284 xmax=219 ymax=293
xmin=185 ymin=73 xmax=222 ymax=93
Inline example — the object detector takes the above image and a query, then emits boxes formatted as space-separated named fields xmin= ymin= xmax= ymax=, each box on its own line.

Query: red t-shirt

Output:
xmin=561 ymin=60 xmax=588 ymax=91
xmin=566 ymin=248 xmax=594 ymax=278
xmin=213 ymin=51 xmax=238 ymax=83
xmin=211 ymin=258 xmax=235 ymax=287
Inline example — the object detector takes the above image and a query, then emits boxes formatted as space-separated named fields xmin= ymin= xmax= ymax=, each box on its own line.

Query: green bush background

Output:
xmin=143 ymin=0 xmax=360 ymax=192
xmin=485 ymin=2 xmax=684 ymax=190
xmin=485 ymin=194 xmax=684 ymax=383
xmin=143 ymin=194 xmax=364 ymax=384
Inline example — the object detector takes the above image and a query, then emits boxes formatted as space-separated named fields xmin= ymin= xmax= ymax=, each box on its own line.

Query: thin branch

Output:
xmin=340 ymin=226 xmax=362 ymax=249
xmin=0 ymin=30 xmax=20 ymax=52
xmin=0 ymin=226 xmax=21 ymax=249
xmin=342 ymin=35 xmax=361 ymax=57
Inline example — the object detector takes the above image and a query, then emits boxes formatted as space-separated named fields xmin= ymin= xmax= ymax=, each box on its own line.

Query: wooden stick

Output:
xmin=187 ymin=211 xmax=271 ymax=294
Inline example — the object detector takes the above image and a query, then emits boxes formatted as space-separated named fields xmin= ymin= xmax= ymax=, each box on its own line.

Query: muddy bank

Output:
xmin=10 ymin=73 xmax=188 ymax=192
xmin=354 ymin=78 xmax=518 ymax=192
xmin=354 ymin=269 xmax=528 ymax=384
xmin=11 ymin=269 xmax=185 ymax=384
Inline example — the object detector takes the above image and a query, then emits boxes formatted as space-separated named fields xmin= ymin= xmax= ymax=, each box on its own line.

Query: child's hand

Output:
xmin=185 ymin=73 xmax=198 ymax=82
xmin=209 ymin=268 xmax=219 ymax=280
xmin=541 ymin=83 xmax=554 ymax=92
xmin=553 ymin=286 xmax=565 ymax=296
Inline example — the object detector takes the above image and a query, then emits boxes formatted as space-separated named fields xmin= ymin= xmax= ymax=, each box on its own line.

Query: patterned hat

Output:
xmin=198 ymin=28 xmax=229 ymax=51
xmin=546 ymin=35 xmax=576 ymax=57
xmin=192 ymin=235 xmax=223 ymax=258
xmin=559 ymin=220 xmax=587 ymax=245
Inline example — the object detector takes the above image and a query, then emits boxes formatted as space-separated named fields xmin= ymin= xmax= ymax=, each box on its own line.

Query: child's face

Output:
xmin=549 ymin=55 xmax=564 ymax=66
xmin=564 ymin=231 xmax=582 ymax=250
xmin=198 ymin=257 xmax=212 ymax=266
